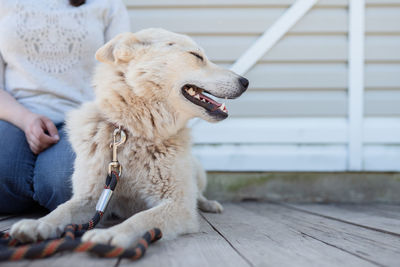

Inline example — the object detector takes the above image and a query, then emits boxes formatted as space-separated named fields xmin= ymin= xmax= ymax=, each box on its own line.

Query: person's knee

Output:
xmin=33 ymin=125 xmax=75 ymax=211
xmin=33 ymin=170 xmax=73 ymax=211
xmin=0 ymin=120 xmax=35 ymax=213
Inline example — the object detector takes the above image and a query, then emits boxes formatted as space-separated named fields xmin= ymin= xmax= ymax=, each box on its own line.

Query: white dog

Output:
xmin=10 ymin=28 xmax=248 ymax=248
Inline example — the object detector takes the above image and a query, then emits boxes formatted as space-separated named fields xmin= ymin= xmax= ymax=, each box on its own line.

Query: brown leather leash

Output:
xmin=0 ymin=126 xmax=162 ymax=261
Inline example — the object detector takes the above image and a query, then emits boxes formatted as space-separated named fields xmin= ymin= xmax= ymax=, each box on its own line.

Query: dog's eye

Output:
xmin=189 ymin=52 xmax=204 ymax=61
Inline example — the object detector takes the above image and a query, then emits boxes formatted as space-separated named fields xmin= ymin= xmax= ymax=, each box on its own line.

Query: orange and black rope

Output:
xmin=0 ymin=171 xmax=162 ymax=261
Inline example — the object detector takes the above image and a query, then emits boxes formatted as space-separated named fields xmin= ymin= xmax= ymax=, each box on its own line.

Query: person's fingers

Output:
xmin=38 ymin=131 xmax=57 ymax=147
xmin=30 ymin=122 xmax=54 ymax=149
xmin=27 ymin=138 xmax=40 ymax=154
xmin=41 ymin=117 xmax=59 ymax=140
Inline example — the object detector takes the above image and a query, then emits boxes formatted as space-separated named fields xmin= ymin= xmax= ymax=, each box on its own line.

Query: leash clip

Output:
xmin=108 ymin=126 xmax=126 ymax=176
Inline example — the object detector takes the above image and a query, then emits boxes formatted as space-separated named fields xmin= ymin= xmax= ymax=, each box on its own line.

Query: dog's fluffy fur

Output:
xmin=10 ymin=29 xmax=248 ymax=247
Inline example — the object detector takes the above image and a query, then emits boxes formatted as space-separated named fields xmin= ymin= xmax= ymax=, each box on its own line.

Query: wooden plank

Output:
xmin=0 ymin=214 xmax=16 ymax=221
xmin=287 ymin=204 xmax=400 ymax=235
xmin=360 ymin=204 xmax=400 ymax=216
xmin=0 ymin=213 xmax=43 ymax=232
xmin=119 ymin=215 xmax=250 ymax=267
xmin=203 ymin=203 xmax=377 ymax=267
xmin=193 ymin=144 xmax=347 ymax=171
xmin=241 ymin=203 xmax=400 ymax=267
xmin=0 ymin=252 xmax=119 ymax=267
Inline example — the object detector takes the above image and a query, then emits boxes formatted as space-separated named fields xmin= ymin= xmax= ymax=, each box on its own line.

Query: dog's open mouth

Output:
xmin=182 ymin=85 xmax=228 ymax=118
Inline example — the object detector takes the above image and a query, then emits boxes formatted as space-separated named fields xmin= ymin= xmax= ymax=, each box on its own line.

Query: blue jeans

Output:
xmin=0 ymin=120 xmax=74 ymax=213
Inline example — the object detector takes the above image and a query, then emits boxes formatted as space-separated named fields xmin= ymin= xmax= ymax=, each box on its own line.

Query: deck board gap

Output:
xmin=280 ymin=203 xmax=400 ymax=237
xmin=200 ymin=213 xmax=254 ymax=267
xmin=299 ymin=230 xmax=384 ymax=267
xmin=113 ymin=257 xmax=121 ymax=267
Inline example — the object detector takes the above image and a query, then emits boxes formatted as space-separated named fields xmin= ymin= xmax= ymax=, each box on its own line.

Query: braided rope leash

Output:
xmin=0 ymin=127 xmax=162 ymax=261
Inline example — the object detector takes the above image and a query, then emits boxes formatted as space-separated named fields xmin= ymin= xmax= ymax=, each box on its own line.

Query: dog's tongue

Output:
xmin=198 ymin=92 xmax=228 ymax=113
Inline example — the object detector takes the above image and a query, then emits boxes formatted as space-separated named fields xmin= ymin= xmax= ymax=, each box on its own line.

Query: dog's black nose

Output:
xmin=239 ymin=77 xmax=249 ymax=89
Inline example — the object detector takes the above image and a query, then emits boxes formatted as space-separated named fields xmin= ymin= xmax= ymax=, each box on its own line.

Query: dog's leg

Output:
xmin=10 ymin=197 xmax=95 ymax=242
xmin=82 ymin=200 xmax=198 ymax=248
xmin=192 ymin=156 xmax=223 ymax=213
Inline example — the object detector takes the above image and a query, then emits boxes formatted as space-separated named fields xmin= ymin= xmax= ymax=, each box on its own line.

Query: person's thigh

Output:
xmin=33 ymin=125 xmax=75 ymax=211
xmin=0 ymin=120 xmax=36 ymax=213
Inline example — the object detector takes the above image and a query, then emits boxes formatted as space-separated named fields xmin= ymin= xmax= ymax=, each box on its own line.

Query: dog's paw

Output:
xmin=198 ymin=199 xmax=224 ymax=213
xmin=10 ymin=219 xmax=59 ymax=243
xmin=82 ymin=228 xmax=137 ymax=248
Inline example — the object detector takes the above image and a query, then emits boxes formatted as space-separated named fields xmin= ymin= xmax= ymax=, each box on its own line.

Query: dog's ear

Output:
xmin=95 ymin=32 xmax=139 ymax=64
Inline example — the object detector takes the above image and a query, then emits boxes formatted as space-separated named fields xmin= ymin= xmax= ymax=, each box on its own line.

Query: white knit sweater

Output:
xmin=0 ymin=0 xmax=130 ymax=123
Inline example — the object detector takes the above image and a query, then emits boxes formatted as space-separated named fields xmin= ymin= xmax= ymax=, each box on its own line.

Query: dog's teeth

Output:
xmin=219 ymin=103 xmax=226 ymax=112
xmin=194 ymin=94 xmax=200 ymax=100
xmin=201 ymin=99 xmax=206 ymax=102
xmin=188 ymin=88 xmax=196 ymax=96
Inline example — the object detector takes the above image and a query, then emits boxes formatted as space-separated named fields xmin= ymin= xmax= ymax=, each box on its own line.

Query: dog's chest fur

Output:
xmin=116 ymin=129 xmax=192 ymax=197
xmin=68 ymin=103 xmax=195 ymax=213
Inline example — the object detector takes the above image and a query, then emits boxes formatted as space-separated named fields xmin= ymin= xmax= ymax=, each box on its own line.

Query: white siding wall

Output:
xmin=124 ymin=0 xmax=400 ymax=171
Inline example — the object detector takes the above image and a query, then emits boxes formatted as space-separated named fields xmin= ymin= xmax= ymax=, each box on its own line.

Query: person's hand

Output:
xmin=23 ymin=113 xmax=59 ymax=154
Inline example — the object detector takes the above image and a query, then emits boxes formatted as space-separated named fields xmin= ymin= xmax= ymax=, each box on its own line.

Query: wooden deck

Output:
xmin=1 ymin=202 xmax=400 ymax=267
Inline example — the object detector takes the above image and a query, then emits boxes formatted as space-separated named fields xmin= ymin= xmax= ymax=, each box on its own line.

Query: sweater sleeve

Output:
xmin=104 ymin=0 xmax=131 ymax=42
xmin=0 ymin=52 xmax=5 ymax=90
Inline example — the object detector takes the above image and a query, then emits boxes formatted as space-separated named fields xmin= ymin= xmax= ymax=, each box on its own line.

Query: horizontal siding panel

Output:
xmin=124 ymin=0 xmax=348 ymax=8
xmin=195 ymin=35 xmax=400 ymax=63
xmin=192 ymin=117 xmax=400 ymax=145
xmin=125 ymin=0 xmax=400 ymax=8
xmin=128 ymin=8 xmax=399 ymax=34
xmin=193 ymin=144 xmax=347 ymax=171
xmin=188 ymin=90 xmax=400 ymax=118
xmin=125 ymin=1 xmax=400 ymax=172
xmin=365 ymin=36 xmax=400 ymax=62
xmin=365 ymin=64 xmax=400 ymax=89
xmin=192 ymin=118 xmax=347 ymax=144
xmin=242 ymin=64 xmax=399 ymax=90
xmin=366 ymin=8 xmax=400 ymax=33
xmin=366 ymin=0 xmax=400 ymax=5
xmin=363 ymin=146 xmax=400 ymax=171
xmin=128 ymin=8 xmax=347 ymax=34
xmin=193 ymin=35 xmax=347 ymax=62
xmin=245 ymin=63 xmax=347 ymax=89
xmin=365 ymin=90 xmax=400 ymax=116
xmin=364 ymin=118 xmax=400 ymax=144
xmin=222 ymin=91 xmax=347 ymax=117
